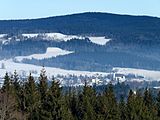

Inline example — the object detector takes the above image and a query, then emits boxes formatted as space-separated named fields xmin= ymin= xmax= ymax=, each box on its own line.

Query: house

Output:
xmin=91 ymin=78 xmax=103 ymax=85
xmin=113 ymin=73 xmax=126 ymax=82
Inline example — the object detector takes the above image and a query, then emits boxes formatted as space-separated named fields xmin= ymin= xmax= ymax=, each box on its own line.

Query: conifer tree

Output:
xmin=10 ymin=70 xmax=26 ymax=119
xmin=38 ymin=67 xmax=48 ymax=100
xmin=119 ymin=96 xmax=127 ymax=120
xmin=143 ymin=88 xmax=157 ymax=120
xmin=126 ymin=90 xmax=137 ymax=120
xmin=143 ymin=88 xmax=153 ymax=108
xmin=67 ymin=88 xmax=79 ymax=119
xmin=47 ymin=79 xmax=62 ymax=119
xmin=134 ymin=90 xmax=148 ymax=120
xmin=156 ymin=91 xmax=160 ymax=117
xmin=47 ymin=78 xmax=74 ymax=120
xmin=103 ymin=83 xmax=120 ymax=120
xmin=38 ymin=67 xmax=51 ymax=119
xmin=25 ymin=73 xmax=39 ymax=120
xmin=126 ymin=89 xmax=156 ymax=120
xmin=78 ymin=84 xmax=97 ymax=120
xmin=12 ymin=70 xmax=20 ymax=90
xmin=2 ymin=72 xmax=11 ymax=93
xmin=18 ymin=81 xmax=27 ymax=120
xmin=61 ymin=95 xmax=74 ymax=120
xmin=0 ymin=73 xmax=20 ymax=120
xmin=95 ymin=94 xmax=105 ymax=120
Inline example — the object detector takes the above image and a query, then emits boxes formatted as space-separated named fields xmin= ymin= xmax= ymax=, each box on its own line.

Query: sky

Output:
xmin=0 ymin=0 xmax=159 ymax=20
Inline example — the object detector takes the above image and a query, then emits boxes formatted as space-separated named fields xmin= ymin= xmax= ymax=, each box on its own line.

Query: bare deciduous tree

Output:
xmin=0 ymin=91 xmax=20 ymax=120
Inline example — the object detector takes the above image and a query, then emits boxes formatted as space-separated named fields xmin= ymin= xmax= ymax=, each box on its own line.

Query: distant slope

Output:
xmin=0 ymin=12 xmax=160 ymax=35
xmin=0 ymin=13 xmax=160 ymax=72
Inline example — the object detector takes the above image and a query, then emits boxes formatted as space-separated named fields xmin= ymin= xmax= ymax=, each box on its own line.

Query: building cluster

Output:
xmin=0 ymin=71 xmax=146 ymax=87
xmin=54 ymin=73 xmax=145 ymax=87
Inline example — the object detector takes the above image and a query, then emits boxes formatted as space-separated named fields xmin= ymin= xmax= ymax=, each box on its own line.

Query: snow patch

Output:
xmin=1 ymin=60 xmax=160 ymax=83
xmin=22 ymin=33 xmax=81 ymax=41
xmin=0 ymin=34 xmax=7 ymax=38
xmin=15 ymin=47 xmax=74 ymax=62
xmin=153 ymin=86 xmax=160 ymax=89
xmin=22 ymin=33 xmax=39 ymax=38
xmin=0 ymin=60 xmax=108 ymax=78
xmin=113 ymin=67 xmax=160 ymax=81
xmin=22 ymin=33 xmax=111 ymax=45
xmin=88 ymin=37 xmax=111 ymax=45
xmin=45 ymin=33 xmax=83 ymax=41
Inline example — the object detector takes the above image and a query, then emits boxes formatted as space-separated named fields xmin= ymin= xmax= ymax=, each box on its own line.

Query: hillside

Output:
xmin=0 ymin=12 xmax=160 ymax=45
xmin=0 ymin=12 xmax=160 ymax=72
xmin=0 ymin=12 xmax=160 ymax=35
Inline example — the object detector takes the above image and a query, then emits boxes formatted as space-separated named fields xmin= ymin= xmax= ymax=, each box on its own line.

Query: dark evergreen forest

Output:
xmin=1 ymin=69 xmax=160 ymax=120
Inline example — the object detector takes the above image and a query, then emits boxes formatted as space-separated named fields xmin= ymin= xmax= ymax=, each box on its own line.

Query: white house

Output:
xmin=91 ymin=78 xmax=103 ymax=85
xmin=113 ymin=73 xmax=126 ymax=82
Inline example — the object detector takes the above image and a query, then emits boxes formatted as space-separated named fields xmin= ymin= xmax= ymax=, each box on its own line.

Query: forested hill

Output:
xmin=1 ymin=12 xmax=160 ymax=71
xmin=0 ymin=12 xmax=160 ymax=36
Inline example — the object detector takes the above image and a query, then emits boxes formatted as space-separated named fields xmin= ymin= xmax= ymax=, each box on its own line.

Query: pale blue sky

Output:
xmin=0 ymin=0 xmax=159 ymax=20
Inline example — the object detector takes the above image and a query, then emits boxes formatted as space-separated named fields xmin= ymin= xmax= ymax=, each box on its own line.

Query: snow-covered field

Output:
xmin=0 ymin=60 xmax=108 ymax=78
xmin=88 ymin=37 xmax=111 ymax=45
xmin=1 ymin=59 xmax=160 ymax=81
xmin=0 ymin=34 xmax=7 ymax=38
xmin=113 ymin=67 xmax=160 ymax=81
xmin=0 ymin=33 xmax=111 ymax=46
xmin=22 ymin=33 xmax=80 ymax=41
xmin=1 ymin=33 xmax=160 ymax=82
xmin=15 ymin=47 xmax=74 ymax=62
xmin=22 ymin=33 xmax=111 ymax=45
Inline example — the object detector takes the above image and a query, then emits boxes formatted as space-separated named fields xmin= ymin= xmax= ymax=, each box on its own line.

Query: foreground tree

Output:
xmin=143 ymin=88 xmax=157 ymax=120
xmin=0 ymin=91 xmax=21 ymax=120
xmin=25 ymin=73 xmax=39 ymax=120
xmin=47 ymin=78 xmax=74 ymax=120
xmin=83 ymin=85 xmax=96 ymax=120
xmin=119 ymin=96 xmax=127 ymax=120
xmin=2 ymin=73 xmax=11 ymax=92
xmin=38 ymin=67 xmax=51 ymax=119
xmin=157 ymin=91 xmax=160 ymax=118
xmin=103 ymin=83 xmax=120 ymax=120
xmin=1 ymin=71 xmax=160 ymax=120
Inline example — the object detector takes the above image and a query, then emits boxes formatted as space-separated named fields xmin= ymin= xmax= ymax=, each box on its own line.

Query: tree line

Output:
xmin=1 ymin=69 xmax=160 ymax=120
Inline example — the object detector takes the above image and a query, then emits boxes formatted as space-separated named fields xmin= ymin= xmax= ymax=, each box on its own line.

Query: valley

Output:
xmin=0 ymin=13 xmax=160 ymax=87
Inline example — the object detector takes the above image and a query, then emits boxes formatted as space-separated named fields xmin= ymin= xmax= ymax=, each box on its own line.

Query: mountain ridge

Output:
xmin=1 ymin=12 xmax=160 ymax=21
xmin=0 ymin=12 xmax=160 ymax=35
